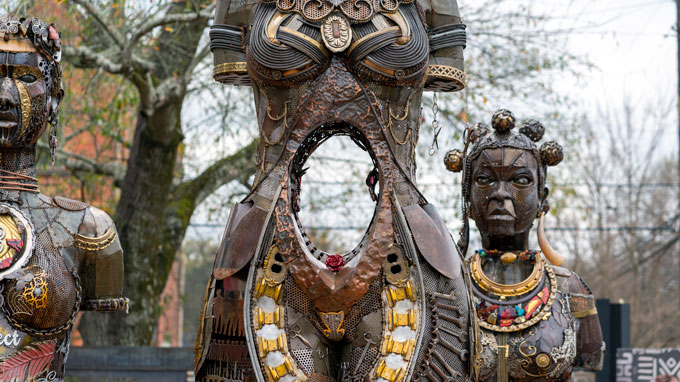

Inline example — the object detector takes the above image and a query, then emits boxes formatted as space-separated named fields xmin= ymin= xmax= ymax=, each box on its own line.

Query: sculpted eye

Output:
xmin=476 ymin=176 xmax=492 ymax=186
xmin=18 ymin=74 xmax=36 ymax=83
xmin=513 ymin=175 xmax=532 ymax=185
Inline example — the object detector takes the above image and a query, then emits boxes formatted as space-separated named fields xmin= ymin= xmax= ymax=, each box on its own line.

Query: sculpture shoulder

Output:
xmin=71 ymin=204 xmax=125 ymax=305
xmin=76 ymin=204 xmax=116 ymax=240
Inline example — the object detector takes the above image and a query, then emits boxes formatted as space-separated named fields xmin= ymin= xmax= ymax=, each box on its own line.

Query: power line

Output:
xmin=301 ymin=179 xmax=680 ymax=188
xmin=188 ymin=223 xmax=679 ymax=233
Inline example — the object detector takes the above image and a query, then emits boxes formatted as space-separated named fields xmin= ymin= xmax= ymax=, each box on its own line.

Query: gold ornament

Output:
xmin=471 ymin=258 xmax=558 ymax=333
xmin=74 ymin=226 xmax=117 ymax=251
xmin=535 ymin=353 xmax=551 ymax=369
xmin=470 ymin=253 xmax=543 ymax=297
xmin=0 ymin=203 xmax=33 ymax=280
xmin=22 ymin=272 xmax=48 ymax=309
xmin=318 ymin=311 xmax=346 ymax=341
xmin=15 ymin=80 xmax=31 ymax=138
xmin=443 ymin=149 xmax=464 ymax=172
xmin=500 ymin=252 xmax=517 ymax=264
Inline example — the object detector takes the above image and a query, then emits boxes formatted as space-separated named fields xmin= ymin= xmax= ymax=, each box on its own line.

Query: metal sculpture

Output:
xmin=0 ymin=15 xmax=127 ymax=381
xmin=444 ymin=110 xmax=605 ymax=381
xmin=195 ymin=0 xmax=473 ymax=380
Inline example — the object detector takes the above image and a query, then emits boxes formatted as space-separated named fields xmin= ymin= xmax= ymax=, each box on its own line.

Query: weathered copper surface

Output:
xmin=274 ymin=59 xmax=395 ymax=313
xmin=197 ymin=0 xmax=473 ymax=380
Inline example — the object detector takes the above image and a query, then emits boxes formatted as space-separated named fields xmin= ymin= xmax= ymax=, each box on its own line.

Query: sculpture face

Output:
xmin=469 ymin=147 xmax=541 ymax=237
xmin=0 ymin=48 xmax=55 ymax=148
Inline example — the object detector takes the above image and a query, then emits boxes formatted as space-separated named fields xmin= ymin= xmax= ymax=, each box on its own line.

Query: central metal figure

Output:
xmin=194 ymin=0 xmax=473 ymax=381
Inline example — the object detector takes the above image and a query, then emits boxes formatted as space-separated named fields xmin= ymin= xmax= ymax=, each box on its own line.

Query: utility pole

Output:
xmin=676 ymin=0 xmax=680 ymax=328
xmin=677 ymin=0 xmax=680 ymax=179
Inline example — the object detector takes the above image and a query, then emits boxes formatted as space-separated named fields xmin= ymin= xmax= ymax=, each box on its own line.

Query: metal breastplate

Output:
xmin=242 ymin=219 xmax=471 ymax=382
xmin=470 ymin=259 xmax=578 ymax=381
xmin=0 ymin=196 xmax=83 ymax=382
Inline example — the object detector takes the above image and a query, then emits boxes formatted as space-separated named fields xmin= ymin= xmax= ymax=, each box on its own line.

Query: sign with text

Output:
xmin=617 ymin=348 xmax=680 ymax=382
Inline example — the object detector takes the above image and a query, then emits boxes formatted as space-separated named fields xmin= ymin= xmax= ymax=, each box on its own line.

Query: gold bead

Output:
xmin=500 ymin=252 xmax=517 ymax=264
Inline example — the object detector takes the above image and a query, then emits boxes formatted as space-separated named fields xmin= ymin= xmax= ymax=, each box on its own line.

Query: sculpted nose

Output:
xmin=490 ymin=181 xmax=512 ymax=201
xmin=0 ymin=78 xmax=16 ymax=111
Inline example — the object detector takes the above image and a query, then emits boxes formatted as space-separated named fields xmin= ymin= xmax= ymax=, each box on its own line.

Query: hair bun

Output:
xmin=519 ymin=119 xmax=545 ymax=142
xmin=540 ymin=141 xmax=563 ymax=166
xmin=469 ymin=122 xmax=489 ymax=143
xmin=491 ymin=109 xmax=515 ymax=133
xmin=444 ymin=149 xmax=465 ymax=172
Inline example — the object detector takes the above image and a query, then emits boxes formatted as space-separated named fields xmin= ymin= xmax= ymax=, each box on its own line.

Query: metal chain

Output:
xmin=429 ymin=92 xmax=441 ymax=156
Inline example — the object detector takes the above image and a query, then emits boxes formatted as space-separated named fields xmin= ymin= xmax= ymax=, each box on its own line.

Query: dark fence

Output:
xmin=64 ymin=346 xmax=193 ymax=382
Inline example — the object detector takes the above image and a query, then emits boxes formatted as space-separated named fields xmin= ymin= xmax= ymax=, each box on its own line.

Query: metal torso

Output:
xmin=469 ymin=253 xmax=603 ymax=382
xmin=195 ymin=0 xmax=472 ymax=380
xmin=0 ymin=189 xmax=125 ymax=382
xmin=0 ymin=192 xmax=84 ymax=382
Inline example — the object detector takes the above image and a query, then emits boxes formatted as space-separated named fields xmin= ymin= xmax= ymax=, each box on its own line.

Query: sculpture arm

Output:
xmin=568 ymin=273 xmax=605 ymax=371
xmin=75 ymin=206 xmax=128 ymax=312
xmin=418 ymin=0 xmax=466 ymax=91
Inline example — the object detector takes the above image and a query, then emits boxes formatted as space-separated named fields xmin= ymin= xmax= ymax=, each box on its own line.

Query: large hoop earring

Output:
xmin=537 ymin=212 xmax=564 ymax=266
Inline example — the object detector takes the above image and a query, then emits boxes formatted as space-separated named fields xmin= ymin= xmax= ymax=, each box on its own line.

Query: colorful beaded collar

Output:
xmin=467 ymin=250 xmax=557 ymax=333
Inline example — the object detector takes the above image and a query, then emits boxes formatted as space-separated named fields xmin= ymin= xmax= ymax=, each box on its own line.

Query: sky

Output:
xmin=551 ymin=0 xmax=678 ymax=153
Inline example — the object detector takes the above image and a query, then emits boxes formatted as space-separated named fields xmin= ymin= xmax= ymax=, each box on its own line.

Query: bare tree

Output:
xmin=560 ymin=97 xmax=680 ymax=347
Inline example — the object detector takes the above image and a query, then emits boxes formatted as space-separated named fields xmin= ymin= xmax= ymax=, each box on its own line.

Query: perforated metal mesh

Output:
xmin=342 ymin=274 xmax=382 ymax=341
xmin=3 ymin=248 xmax=78 ymax=331
xmin=350 ymin=346 xmax=379 ymax=377
xmin=339 ymin=0 xmax=372 ymax=21
xmin=291 ymin=348 xmax=315 ymax=374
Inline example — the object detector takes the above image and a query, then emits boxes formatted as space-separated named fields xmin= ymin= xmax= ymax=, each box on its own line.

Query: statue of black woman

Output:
xmin=444 ymin=110 xmax=605 ymax=381
xmin=195 ymin=0 xmax=474 ymax=380
xmin=0 ymin=15 xmax=127 ymax=381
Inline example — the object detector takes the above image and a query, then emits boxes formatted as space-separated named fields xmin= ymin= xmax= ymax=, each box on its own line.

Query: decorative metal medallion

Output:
xmin=321 ymin=14 xmax=352 ymax=53
xmin=0 ymin=203 xmax=33 ymax=279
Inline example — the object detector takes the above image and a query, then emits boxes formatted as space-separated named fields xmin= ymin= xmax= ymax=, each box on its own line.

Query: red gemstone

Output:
xmin=325 ymin=254 xmax=345 ymax=272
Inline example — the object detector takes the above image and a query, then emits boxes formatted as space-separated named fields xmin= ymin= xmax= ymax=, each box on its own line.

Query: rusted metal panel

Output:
xmin=213 ymin=201 xmax=269 ymax=280
xmin=402 ymin=203 xmax=462 ymax=280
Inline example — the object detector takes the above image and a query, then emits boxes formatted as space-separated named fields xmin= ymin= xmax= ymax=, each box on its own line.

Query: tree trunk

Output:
xmin=79 ymin=0 xmax=210 ymax=345
xmin=80 ymin=103 xmax=184 ymax=345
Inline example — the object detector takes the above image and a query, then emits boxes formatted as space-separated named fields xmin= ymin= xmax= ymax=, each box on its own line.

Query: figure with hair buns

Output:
xmin=0 ymin=15 xmax=127 ymax=381
xmin=444 ymin=110 xmax=605 ymax=381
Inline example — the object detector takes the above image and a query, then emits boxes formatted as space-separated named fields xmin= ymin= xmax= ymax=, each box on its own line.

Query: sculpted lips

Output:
xmin=486 ymin=199 xmax=516 ymax=221
xmin=0 ymin=110 xmax=18 ymax=129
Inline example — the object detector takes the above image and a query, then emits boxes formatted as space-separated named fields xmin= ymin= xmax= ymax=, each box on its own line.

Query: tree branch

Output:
xmin=37 ymin=141 xmax=126 ymax=185
xmin=185 ymin=41 xmax=212 ymax=81
xmin=153 ymin=77 xmax=187 ymax=109
xmin=177 ymin=139 xmax=259 ymax=208
xmin=163 ymin=139 xmax=259 ymax=235
xmin=63 ymin=45 xmax=125 ymax=73
xmin=69 ymin=0 xmax=126 ymax=48
xmin=121 ymin=3 xmax=215 ymax=69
